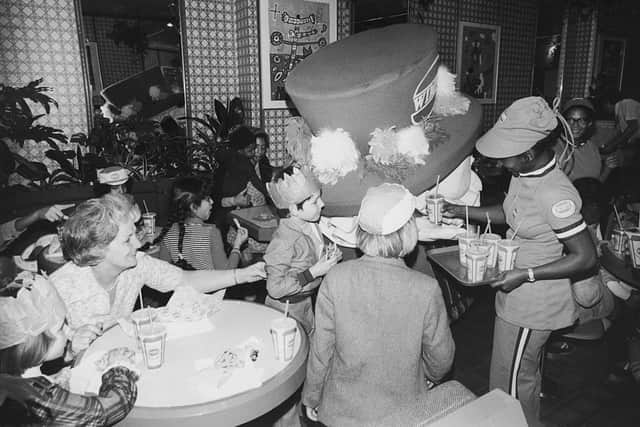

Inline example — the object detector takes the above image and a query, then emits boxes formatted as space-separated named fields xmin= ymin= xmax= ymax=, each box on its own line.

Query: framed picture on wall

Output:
xmin=594 ymin=35 xmax=626 ymax=92
xmin=259 ymin=0 xmax=337 ymax=109
xmin=456 ymin=21 xmax=501 ymax=104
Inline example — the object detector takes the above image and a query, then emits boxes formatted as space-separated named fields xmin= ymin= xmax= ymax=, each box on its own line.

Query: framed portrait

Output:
xmin=259 ymin=0 xmax=337 ymax=109
xmin=85 ymin=41 xmax=103 ymax=96
xmin=594 ymin=35 xmax=626 ymax=92
xmin=456 ymin=21 xmax=501 ymax=104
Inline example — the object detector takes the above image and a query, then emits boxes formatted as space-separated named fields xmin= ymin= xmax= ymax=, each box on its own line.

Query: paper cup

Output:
xmin=611 ymin=228 xmax=626 ymax=253
xmin=497 ymin=239 xmax=519 ymax=272
xmin=139 ymin=323 xmax=167 ymax=369
xmin=425 ymin=194 xmax=444 ymax=225
xmin=131 ymin=308 xmax=157 ymax=343
xmin=480 ymin=233 xmax=501 ymax=268
xmin=270 ymin=317 xmax=297 ymax=362
xmin=466 ymin=245 xmax=489 ymax=282
xmin=456 ymin=231 xmax=477 ymax=266
xmin=142 ymin=212 xmax=156 ymax=236
xmin=625 ymin=228 xmax=640 ymax=269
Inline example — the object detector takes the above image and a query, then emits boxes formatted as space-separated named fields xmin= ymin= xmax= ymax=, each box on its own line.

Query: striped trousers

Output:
xmin=490 ymin=316 xmax=552 ymax=427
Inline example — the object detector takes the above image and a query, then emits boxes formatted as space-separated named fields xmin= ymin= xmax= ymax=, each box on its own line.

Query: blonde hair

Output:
xmin=356 ymin=217 xmax=418 ymax=258
xmin=61 ymin=193 xmax=137 ymax=266
xmin=0 ymin=333 xmax=53 ymax=375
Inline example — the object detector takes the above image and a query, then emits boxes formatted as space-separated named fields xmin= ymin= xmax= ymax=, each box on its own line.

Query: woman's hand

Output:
xmin=490 ymin=269 xmax=527 ymax=292
xmin=604 ymin=151 xmax=621 ymax=169
xmin=71 ymin=324 xmax=103 ymax=354
xmin=37 ymin=203 xmax=74 ymax=222
xmin=442 ymin=202 xmax=466 ymax=219
xmin=238 ymin=262 xmax=267 ymax=283
xmin=232 ymin=187 xmax=251 ymax=208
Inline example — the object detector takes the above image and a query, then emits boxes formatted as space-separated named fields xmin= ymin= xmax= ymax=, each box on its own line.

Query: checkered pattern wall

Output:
xmin=0 ymin=0 xmax=88 ymax=143
xmin=184 ymin=0 xmax=352 ymax=167
xmin=83 ymin=16 xmax=146 ymax=87
xmin=561 ymin=7 xmax=596 ymax=102
xmin=409 ymin=0 xmax=538 ymax=132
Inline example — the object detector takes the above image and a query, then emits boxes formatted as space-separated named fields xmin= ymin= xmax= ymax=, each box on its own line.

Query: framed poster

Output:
xmin=259 ymin=0 xmax=337 ymax=109
xmin=456 ymin=21 xmax=501 ymax=104
xmin=594 ymin=35 xmax=626 ymax=92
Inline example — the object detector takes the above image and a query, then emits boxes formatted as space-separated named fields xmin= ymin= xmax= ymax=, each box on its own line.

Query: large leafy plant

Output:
xmin=0 ymin=78 xmax=76 ymax=188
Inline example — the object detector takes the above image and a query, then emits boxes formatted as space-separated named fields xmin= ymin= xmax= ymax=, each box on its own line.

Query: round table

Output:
xmin=600 ymin=245 xmax=640 ymax=289
xmin=83 ymin=300 xmax=308 ymax=426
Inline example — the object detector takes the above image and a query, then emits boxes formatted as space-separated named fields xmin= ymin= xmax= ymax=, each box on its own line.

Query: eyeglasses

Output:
xmin=567 ymin=117 xmax=589 ymax=126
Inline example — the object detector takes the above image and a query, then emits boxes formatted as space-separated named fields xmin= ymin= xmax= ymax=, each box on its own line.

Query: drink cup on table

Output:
xmin=480 ymin=233 xmax=501 ymax=268
xmin=131 ymin=308 xmax=157 ymax=342
xmin=270 ymin=317 xmax=297 ymax=362
xmin=142 ymin=212 xmax=156 ymax=236
xmin=466 ymin=245 xmax=489 ymax=282
xmin=625 ymin=228 xmax=640 ymax=269
xmin=425 ymin=194 xmax=444 ymax=225
xmin=497 ymin=239 xmax=519 ymax=272
xmin=456 ymin=230 xmax=477 ymax=266
xmin=139 ymin=323 xmax=167 ymax=369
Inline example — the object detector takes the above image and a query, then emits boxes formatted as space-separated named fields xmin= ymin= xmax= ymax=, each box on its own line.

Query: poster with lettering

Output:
xmin=260 ymin=0 xmax=337 ymax=109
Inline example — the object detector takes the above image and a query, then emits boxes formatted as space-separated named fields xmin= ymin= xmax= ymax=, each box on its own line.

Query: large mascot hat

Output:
xmin=285 ymin=24 xmax=482 ymax=216
xmin=0 ymin=272 xmax=67 ymax=350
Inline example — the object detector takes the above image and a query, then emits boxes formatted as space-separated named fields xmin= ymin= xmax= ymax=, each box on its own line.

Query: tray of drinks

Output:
xmin=427 ymin=245 xmax=503 ymax=287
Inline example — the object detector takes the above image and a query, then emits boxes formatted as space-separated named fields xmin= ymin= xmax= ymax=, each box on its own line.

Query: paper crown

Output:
xmin=358 ymin=183 xmax=417 ymax=235
xmin=284 ymin=24 xmax=482 ymax=216
xmin=97 ymin=166 xmax=130 ymax=186
xmin=0 ymin=272 xmax=67 ymax=350
xmin=266 ymin=166 xmax=320 ymax=209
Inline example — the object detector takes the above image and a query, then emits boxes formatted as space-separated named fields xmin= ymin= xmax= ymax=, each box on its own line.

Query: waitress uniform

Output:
xmin=489 ymin=157 xmax=586 ymax=426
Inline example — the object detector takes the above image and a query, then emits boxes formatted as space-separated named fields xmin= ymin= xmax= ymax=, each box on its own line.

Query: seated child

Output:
xmin=0 ymin=271 xmax=139 ymax=425
xmin=264 ymin=165 xmax=342 ymax=334
xmin=302 ymin=183 xmax=455 ymax=426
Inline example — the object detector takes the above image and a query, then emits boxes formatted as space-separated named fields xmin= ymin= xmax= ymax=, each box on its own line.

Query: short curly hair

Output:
xmin=61 ymin=194 xmax=136 ymax=266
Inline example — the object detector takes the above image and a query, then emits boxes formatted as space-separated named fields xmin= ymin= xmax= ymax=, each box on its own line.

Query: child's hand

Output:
xmin=238 ymin=262 xmax=267 ymax=283
xmin=233 ymin=219 xmax=249 ymax=248
xmin=233 ymin=186 xmax=251 ymax=208
xmin=309 ymin=246 xmax=341 ymax=278
xmin=71 ymin=323 xmax=103 ymax=354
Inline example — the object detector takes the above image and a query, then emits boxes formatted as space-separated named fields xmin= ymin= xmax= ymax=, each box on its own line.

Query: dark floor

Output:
xmin=450 ymin=289 xmax=640 ymax=427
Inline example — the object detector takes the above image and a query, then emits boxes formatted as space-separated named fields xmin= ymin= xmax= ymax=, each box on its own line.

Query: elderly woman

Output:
xmin=50 ymin=193 xmax=265 ymax=350
xmin=302 ymin=183 xmax=455 ymax=427
xmin=444 ymin=97 xmax=597 ymax=427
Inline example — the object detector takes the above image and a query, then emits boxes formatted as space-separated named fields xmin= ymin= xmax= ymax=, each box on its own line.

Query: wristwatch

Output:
xmin=527 ymin=268 xmax=536 ymax=282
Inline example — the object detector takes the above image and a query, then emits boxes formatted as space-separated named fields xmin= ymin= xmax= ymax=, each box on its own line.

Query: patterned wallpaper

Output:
xmin=0 ymin=0 xmax=88 ymax=147
xmin=408 ymin=0 xmax=538 ymax=131
xmin=561 ymin=6 xmax=597 ymax=102
xmin=184 ymin=0 xmax=352 ymax=166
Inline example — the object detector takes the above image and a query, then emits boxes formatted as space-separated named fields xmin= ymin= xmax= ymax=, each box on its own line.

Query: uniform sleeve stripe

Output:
xmin=554 ymin=221 xmax=586 ymax=239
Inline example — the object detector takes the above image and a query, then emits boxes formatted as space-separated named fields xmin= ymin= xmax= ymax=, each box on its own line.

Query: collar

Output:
xmin=518 ymin=156 xmax=556 ymax=178
xmin=360 ymin=255 xmax=407 ymax=267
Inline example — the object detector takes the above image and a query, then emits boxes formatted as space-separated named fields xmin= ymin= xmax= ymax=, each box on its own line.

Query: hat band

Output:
xmin=411 ymin=55 xmax=440 ymax=125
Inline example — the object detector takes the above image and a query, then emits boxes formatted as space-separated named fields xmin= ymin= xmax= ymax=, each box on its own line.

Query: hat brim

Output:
xmin=319 ymin=99 xmax=483 ymax=216
xmin=475 ymin=127 xmax=538 ymax=159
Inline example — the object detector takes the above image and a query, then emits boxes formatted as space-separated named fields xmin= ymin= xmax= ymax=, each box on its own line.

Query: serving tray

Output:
xmin=426 ymin=245 xmax=501 ymax=287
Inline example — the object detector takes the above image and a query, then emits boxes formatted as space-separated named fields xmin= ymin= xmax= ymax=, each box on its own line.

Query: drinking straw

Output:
xmin=486 ymin=212 xmax=492 ymax=234
xmin=284 ymin=300 xmax=290 ymax=318
xmin=139 ymin=290 xmax=153 ymax=324
xmin=143 ymin=200 xmax=150 ymax=214
xmin=465 ymin=205 xmax=469 ymax=234
xmin=613 ymin=204 xmax=623 ymax=230
xmin=510 ymin=219 xmax=525 ymax=240
xmin=435 ymin=175 xmax=440 ymax=197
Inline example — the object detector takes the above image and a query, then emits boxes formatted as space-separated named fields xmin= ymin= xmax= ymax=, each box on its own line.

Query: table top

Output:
xmin=426 ymin=246 xmax=500 ymax=287
xmin=600 ymin=245 xmax=640 ymax=289
xmin=82 ymin=301 xmax=308 ymax=427
xmin=229 ymin=206 xmax=279 ymax=242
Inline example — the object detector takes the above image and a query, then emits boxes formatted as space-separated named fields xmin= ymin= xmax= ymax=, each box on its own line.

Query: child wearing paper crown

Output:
xmin=302 ymin=183 xmax=454 ymax=426
xmin=264 ymin=165 xmax=342 ymax=334
xmin=0 ymin=271 xmax=139 ymax=425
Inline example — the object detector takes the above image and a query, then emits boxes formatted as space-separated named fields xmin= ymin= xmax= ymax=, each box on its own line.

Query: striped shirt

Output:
xmin=161 ymin=222 xmax=234 ymax=270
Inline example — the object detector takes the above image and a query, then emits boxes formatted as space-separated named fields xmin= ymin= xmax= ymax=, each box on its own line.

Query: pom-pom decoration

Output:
xmin=309 ymin=129 xmax=360 ymax=185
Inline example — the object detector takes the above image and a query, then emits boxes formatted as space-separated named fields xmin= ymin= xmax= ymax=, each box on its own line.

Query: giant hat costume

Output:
xmin=284 ymin=24 xmax=482 ymax=216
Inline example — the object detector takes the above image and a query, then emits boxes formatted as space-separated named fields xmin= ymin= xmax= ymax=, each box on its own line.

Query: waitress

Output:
xmin=444 ymin=97 xmax=596 ymax=427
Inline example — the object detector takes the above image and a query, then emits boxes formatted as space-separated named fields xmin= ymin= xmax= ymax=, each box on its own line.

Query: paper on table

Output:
xmin=190 ymin=364 xmax=264 ymax=400
xmin=415 ymin=216 xmax=464 ymax=241
xmin=68 ymin=351 xmax=108 ymax=395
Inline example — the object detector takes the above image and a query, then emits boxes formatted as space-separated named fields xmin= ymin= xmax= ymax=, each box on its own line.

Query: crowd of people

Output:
xmin=1 ymin=83 xmax=640 ymax=426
